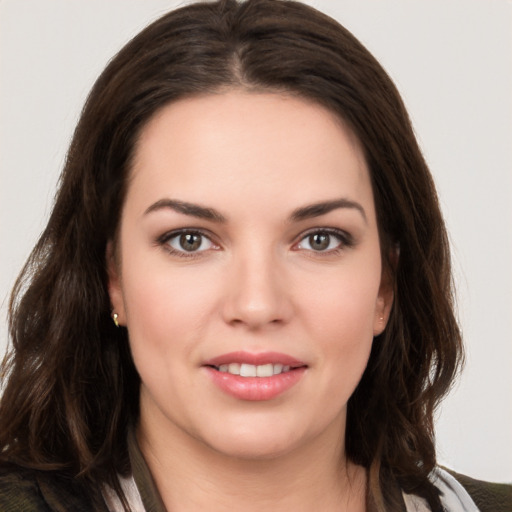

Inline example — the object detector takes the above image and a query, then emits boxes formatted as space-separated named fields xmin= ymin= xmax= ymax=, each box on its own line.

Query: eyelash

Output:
xmin=156 ymin=227 xmax=354 ymax=258
xmin=293 ymin=228 xmax=354 ymax=255
xmin=156 ymin=229 xmax=218 ymax=259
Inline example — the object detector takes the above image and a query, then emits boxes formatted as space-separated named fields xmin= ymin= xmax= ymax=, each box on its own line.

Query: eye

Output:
xmin=164 ymin=231 xmax=215 ymax=254
xmin=296 ymin=229 xmax=350 ymax=252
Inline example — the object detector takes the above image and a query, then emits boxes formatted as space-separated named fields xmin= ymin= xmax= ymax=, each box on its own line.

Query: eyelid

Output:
xmin=293 ymin=227 xmax=354 ymax=252
xmin=156 ymin=228 xmax=220 ymax=257
xmin=155 ymin=226 xmax=353 ymax=257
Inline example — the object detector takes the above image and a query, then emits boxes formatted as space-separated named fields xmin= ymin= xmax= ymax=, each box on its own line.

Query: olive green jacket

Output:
xmin=1 ymin=438 xmax=510 ymax=512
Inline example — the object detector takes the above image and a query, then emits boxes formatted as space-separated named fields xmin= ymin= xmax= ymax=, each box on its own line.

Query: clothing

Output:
xmin=0 ymin=464 xmax=105 ymax=512
xmin=403 ymin=469 xmax=481 ymax=512
xmin=1 ymin=437 xmax=510 ymax=512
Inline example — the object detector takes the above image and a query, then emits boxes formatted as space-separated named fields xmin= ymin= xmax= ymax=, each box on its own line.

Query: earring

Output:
xmin=112 ymin=312 xmax=120 ymax=328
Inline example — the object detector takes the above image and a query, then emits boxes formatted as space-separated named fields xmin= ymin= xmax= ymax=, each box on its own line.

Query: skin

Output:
xmin=108 ymin=91 xmax=393 ymax=511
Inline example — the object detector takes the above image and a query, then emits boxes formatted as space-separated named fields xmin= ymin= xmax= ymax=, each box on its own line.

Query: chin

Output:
xmin=196 ymin=414 xmax=327 ymax=462
xmin=208 ymin=434 xmax=300 ymax=461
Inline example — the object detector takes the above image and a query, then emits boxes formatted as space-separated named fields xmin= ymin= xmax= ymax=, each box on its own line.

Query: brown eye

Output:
xmin=166 ymin=231 xmax=214 ymax=253
xmin=179 ymin=233 xmax=202 ymax=251
xmin=297 ymin=230 xmax=347 ymax=252
xmin=308 ymin=233 xmax=331 ymax=251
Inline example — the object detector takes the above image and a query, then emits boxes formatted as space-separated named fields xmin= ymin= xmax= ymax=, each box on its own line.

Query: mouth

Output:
xmin=208 ymin=362 xmax=301 ymax=377
xmin=203 ymin=351 xmax=308 ymax=375
xmin=202 ymin=352 xmax=308 ymax=401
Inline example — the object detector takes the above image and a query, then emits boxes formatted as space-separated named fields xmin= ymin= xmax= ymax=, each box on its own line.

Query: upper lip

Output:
xmin=203 ymin=351 xmax=307 ymax=368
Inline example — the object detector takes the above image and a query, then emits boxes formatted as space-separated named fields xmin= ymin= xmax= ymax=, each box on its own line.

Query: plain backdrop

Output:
xmin=1 ymin=0 xmax=511 ymax=482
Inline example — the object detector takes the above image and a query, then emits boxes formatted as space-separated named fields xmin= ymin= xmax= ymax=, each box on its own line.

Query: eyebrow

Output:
xmin=144 ymin=199 xmax=227 ymax=222
xmin=290 ymin=198 xmax=367 ymax=224
xmin=144 ymin=197 xmax=367 ymax=224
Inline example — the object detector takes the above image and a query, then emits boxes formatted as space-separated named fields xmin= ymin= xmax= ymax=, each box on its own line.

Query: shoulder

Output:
xmin=0 ymin=464 xmax=50 ymax=511
xmin=445 ymin=468 xmax=512 ymax=512
xmin=0 ymin=463 xmax=109 ymax=512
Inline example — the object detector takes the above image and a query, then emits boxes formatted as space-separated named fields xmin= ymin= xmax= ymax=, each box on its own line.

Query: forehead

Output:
xmin=128 ymin=91 xmax=374 ymax=219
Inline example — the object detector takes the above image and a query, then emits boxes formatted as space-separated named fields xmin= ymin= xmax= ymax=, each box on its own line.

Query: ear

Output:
xmin=373 ymin=255 xmax=396 ymax=336
xmin=106 ymin=241 xmax=126 ymax=326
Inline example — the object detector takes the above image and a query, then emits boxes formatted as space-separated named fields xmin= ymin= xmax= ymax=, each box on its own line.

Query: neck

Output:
xmin=137 ymin=415 xmax=366 ymax=512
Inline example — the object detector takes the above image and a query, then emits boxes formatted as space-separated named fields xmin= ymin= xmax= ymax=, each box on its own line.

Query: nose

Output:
xmin=221 ymin=249 xmax=293 ymax=330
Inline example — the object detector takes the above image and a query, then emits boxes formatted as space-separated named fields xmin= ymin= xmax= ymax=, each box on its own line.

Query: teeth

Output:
xmin=217 ymin=363 xmax=293 ymax=377
xmin=228 ymin=363 xmax=240 ymax=375
xmin=256 ymin=363 xmax=273 ymax=377
xmin=240 ymin=363 xmax=256 ymax=377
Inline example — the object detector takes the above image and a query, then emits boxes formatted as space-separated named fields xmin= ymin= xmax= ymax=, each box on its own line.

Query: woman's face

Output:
xmin=109 ymin=91 xmax=392 ymax=460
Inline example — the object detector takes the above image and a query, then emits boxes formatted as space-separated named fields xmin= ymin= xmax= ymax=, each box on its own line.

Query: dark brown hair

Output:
xmin=0 ymin=0 xmax=463 ymax=510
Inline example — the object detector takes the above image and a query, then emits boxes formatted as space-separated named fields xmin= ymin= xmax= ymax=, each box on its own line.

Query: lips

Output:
xmin=202 ymin=351 xmax=307 ymax=401
xmin=204 ymin=351 xmax=306 ymax=368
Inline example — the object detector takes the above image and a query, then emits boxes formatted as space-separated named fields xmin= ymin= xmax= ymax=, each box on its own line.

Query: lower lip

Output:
xmin=204 ymin=367 xmax=306 ymax=401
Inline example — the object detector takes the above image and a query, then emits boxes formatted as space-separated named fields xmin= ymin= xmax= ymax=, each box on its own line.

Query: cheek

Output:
xmin=120 ymin=266 xmax=220 ymax=411
xmin=298 ymin=264 xmax=381 ymax=388
xmin=303 ymin=266 xmax=381 ymax=336
xmin=119 ymin=248 xmax=221 ymax=359
xmin=126 ymin=272 xmax=211 ymax=329
xmin=121 ymin=267 xmax=215 ymax=426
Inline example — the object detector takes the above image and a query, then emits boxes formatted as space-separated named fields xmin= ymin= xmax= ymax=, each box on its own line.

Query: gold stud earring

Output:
xmin=112 ymin=312 xmax=120 ymax=328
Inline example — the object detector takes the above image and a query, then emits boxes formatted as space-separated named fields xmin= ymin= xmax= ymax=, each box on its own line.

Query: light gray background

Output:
xmin=1 ymin=0 xmax=511 ymax=482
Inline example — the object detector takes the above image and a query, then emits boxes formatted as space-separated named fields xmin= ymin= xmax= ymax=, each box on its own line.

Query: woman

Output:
xmin=0 ymin=0 xmax=510 ymax=510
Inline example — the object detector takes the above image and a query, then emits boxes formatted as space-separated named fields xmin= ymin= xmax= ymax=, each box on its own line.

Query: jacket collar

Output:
xmin=127 ymin=428 xmax=167 ymax=512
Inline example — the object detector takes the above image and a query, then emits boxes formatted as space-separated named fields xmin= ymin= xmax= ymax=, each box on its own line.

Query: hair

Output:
xmin=0 ymin=0 xmax=463 ymax=510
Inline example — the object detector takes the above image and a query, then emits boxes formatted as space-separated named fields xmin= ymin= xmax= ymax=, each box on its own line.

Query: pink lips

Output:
xmin=203 ymin=351 xmax=307 ymax=401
